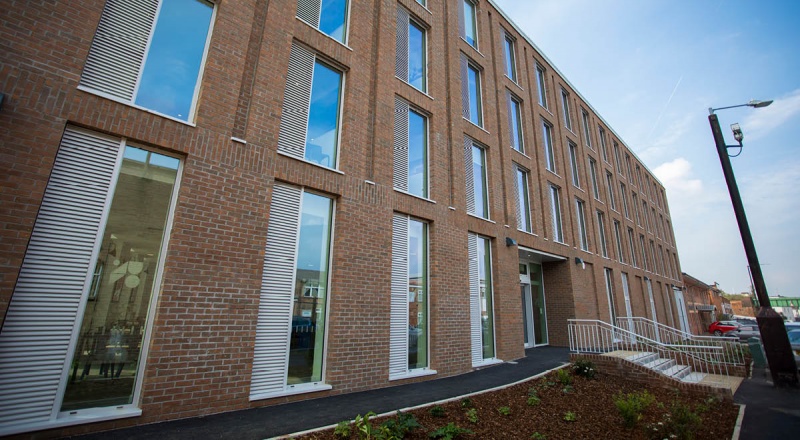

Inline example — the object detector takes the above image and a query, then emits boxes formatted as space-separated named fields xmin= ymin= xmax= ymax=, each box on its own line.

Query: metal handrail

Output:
xmin=569 ymin=319 xmax=747 ymax=386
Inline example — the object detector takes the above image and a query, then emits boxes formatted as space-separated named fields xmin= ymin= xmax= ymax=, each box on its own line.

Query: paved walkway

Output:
xmin=70 ymin=347 xmax=569 ymax=440
xmin=68 ymin=348 xmax=799 ymax=440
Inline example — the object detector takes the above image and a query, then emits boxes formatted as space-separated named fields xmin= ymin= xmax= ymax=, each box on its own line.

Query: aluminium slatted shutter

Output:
xmin=395 ymin=7 xmax=409 ymax=81
xmin=389 ymin=214 xmax=409 ymax=378
xmin=250 ymin=184 xmax=302 ymax=399
xmin=277 ymin=43 xmax=315 ymax=161
xmin=393 ymin=99 xmax=409 ymax=192
xmin=506 ymin=91 xmax=515 ymax=149
xmin=0 ymin=128 xmax=120 ymax=430
xmin=514 ymin=167 xmax=523 ymax=229
xmin=463 ymin=137 xmax=475 ymax=214
xmin=79 ymin=0 xmax=159 ymax=101
xmin=296 ymin=0 xmax=322 ymax=29
xmin=459 ymin=55 xmax=470 ymax=121
xmin=467 ymin=233 xmax=483 ymax=366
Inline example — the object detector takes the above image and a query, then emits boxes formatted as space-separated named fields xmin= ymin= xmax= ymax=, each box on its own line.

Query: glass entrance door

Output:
xmin=520 ymin=262 xmax=548 ymax=347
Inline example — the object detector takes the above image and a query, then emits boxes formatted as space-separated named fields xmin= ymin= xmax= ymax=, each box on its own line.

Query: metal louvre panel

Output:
xmin=277 ymin=43 xmax=315 ymax=160
xmin=79 ymin=0 xmax=158 ymax=101
xmin=0 ymin=128 xmax=119 ymax=429
xmin=395 ymin=7 xmax=409 ymax=81
xmin=251 ymin=184 xmax=302 ymax=398
xmin=460 ymin=55 xmax=470 ymax=120
xmin=389 ymin=214 xmax=409 ymax=378
xmin=296 ymin=0 xmax=321 ymax=28
xmin=458 ymin=0 xmax=466 ymax=39
xmin=467 ymin=233 xmax=482 ymax=366
xmin=393 ymin=98 xmax=409 ymax=192
xmin=514 ymin=167 xmax=522 ymax=228
xmin=464 ymin=136 xmax=475 ymax=214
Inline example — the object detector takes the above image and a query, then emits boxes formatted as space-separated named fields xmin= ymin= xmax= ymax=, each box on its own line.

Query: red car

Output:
xmin=709 ymin=321 xmax=739 ymax=336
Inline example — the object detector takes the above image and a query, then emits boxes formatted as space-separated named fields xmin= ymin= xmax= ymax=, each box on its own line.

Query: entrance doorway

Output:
xmin=673 ymin=288 xmax=691 ymax=335
xmin=520 ymin=262 xmax=548 ymax=347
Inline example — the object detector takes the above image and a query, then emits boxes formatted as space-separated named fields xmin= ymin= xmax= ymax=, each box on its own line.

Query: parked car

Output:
xmin=784 ymin=322 xmax=800 ymax=333
xmin=725 ymin=324 xmax=760 ymax=342
xmin=787 ymin=329 xmax=800 ymax=369
xmin=709 ymin=320 xmax=739 ymax=336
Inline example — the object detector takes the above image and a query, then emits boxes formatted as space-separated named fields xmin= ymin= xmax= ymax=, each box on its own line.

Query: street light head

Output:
xmin=748 ymin=99 xmax=773 ymax=108
xmin=731 ymin=123 xmax=743 ymax=143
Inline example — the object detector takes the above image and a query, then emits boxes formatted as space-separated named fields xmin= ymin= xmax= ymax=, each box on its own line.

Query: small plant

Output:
xmin=614 ymin=390 xmax=655 ymax=428
xmin=465 ymin=408 xmax=478 ymax=424
xmin=526 ymin=395 xmax=541 ymax=406
xmin=430 ymin=405 xmax=446 ymax=418
xmin=561 ymin=385 xmax=574 ymax=394
xmin=663 ymin=401 xmax=701 ymax=440
xmin=428 ymin=422 xmax=474 ymax=439
xmin=563 ymin=411 xmax=577 ymax=422
xmin=380 ymin=412 xmax=421 ymax=439
xmin=540 ymin=380 xmax=556 ymax=390
xmin=556 ymin=368 xmax=573 ymax=386
xmin=354 ymin=412 xmax=377 ymax=439
xmin=497 ymin=406 xmax=511 ymax=416
xmin=460 ymin=397 xmax=473 ymax=408
xmin=527 ymin=387 xmax=538 ymax=397
xmin=572 ymin=358 xmax=596 ymax=379
xmin=530 ymin=432 xmax=547 ymax=440
xmin=334 ymin=420 xmax=351 ymax=438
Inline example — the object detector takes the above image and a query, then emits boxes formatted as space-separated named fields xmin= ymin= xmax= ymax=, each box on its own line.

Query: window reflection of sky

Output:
xmin=408 ymin=110 xmax=426 ymax=197
xmin=134 ymin=0 xmax=213 ymax=121
xmin=319 ymin=0 xmax=347 ymax=43
xmin=296 ymin=193 xmax=332 ymax=275
xmin=123 ymin=146 xmax=180 ymax=170
xmin=306 ymin=61 xmax=342 ymax=167
xmin=467 ymin=66 xmax=480 ymax=125
xmin=472 ymin=146 xmax=487 ymax=218
xmin=408 ymin=22 xmax=425 ymax=91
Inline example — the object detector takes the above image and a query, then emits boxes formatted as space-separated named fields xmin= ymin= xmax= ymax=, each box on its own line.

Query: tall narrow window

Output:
xmin=460 ymin=56 xmax=483 ymax=126
xmin=503 ymin=33 xmax=517 ymax=81
xmin=589 ymin=157 xmax=600 ymax=200
xmin=597 ymin=210 xmax=608 ymax=258
xmin=620 ymin=183 xmax=629 ymax=219
xmin=465 ymin=140 xmax=489 ymax=219
xmin=549 ymin=184 xmax=564 ymax=242
xmin=252 ymin=186 xmax=335 ymax=399
xmin=535 ymin=64 xmax=548 ymax=108
xmin=672 ymin=253 xmax=680 ymax=279
xmin=666 ymin=219 xmax=675 ymax=245
xmin=604 ymin=268 xmax=617 ymax=323
xmin=469 ymin=234 xmax=495 ymax=365
xmin=390 ymin=215 xmax=431 ymax=379
xmin=543 ymin=120 xmax=556 ymax=172
xmin=396 ymin=8 xmax=426 ymax=92
xmin=640 ymin=234 xmax=649 ymax=271
xmin=576 ymin=199 xmax=588 ymax=251
xmin=515 ymin=166 xmax=532 ymax=233
xmin=79 ymin=0 xmax=215 ymax=122
xmin=613 ymin=220 xmax=625 ymax=263
xmin=277 ymin=44 xmax=343 ymax=169
xmin=627 ymin=227 xmax=638 ymax=267
xmin=658 ymin=244 xmax=666 ymax=275
xmin=461 ymin=0 xmax=478 ymax=48
xmin=581 ymin=109 xmax=592 ymax=149
xmin=561 ymin=89 xmax=572 ymax=131
xmin=568 ymin=142 xmax=580 ymax=187
xmin=625 ymin=153 xmax=633 ymax=178
xmin=650 ymin=240 xmax=658 ymax=274
xmin=393 ymin=98 xmax=428 ymax=198
xmin=636 ymin=165 xmax=643 ymax=190
xmin=652 ymin=207 xmax=659 ymax=238
xmin=643 ymin=200 xmax=650 ymax=231
xmin=598 ymin=127 xmax=609 ymax=162
xmin=613 ymin=142 xmax=622 ymax=172
xmin=507 ymin=93 xmax=524 ymax=152
xmin=297 ymin=0 xmax=349 ymax=43
xmin=605 ymin=172 xmax=616 ymax=210
xmin=632 ymin=193 xmax=641 ymax=226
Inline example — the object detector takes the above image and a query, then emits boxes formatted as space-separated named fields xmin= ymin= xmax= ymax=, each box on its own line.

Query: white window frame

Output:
xmin=549 ymin=184 xmax=564 ymax=243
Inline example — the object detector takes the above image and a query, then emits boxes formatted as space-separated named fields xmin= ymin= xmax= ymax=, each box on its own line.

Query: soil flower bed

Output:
xmin=293 ymin=362 xmax=739 ymax=440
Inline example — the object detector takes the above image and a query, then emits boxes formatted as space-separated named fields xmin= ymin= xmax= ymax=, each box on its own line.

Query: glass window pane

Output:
xmin=472 ymin=145 xmax=488 ymax=218
xmin=516 ymin=168 xmax=531 ymax=232
xmin=408 ymin=110 xmax=427 ymax=197
xmin=306 ymin=61 xmax=342 ymax=167
xmin=134 ymin=0 xmax=213 ymax=121
xmin=477 ymin=236 xmax=494 ymax=359
xmin=536 ymin=66 xmax=547 ymax=107
xmin=463 ymin=0 xmax=477 ymax=47
xmin=510 ymin=98 xmax=522 ymax=152
xmin=504 ymin=36 xmax=516 ymax=81
xmin=409 ymin=21 xmax=426 ymax=91
xmin=319 ymin=0 xmax=348 ymax=43
xmin=468 ymin=65 xmax=482 ymax=125
xmin=289 ymin=193 xmax=333 ymax=384
xmin=408 ymin=219 xmax=427 ymax=369
xmin=61 ymin=147 xmax=179 ymax=411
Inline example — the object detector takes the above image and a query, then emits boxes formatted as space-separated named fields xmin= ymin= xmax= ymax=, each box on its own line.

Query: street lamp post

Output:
xmin=708 ymin=100 xmax=798 ymax=386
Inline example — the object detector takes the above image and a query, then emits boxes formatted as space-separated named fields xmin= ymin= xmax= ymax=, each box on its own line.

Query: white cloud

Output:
xmin=653 ymin=157 xmax=703 ymax=196
xmin=740 ymin=89 xmax=800 ymax=140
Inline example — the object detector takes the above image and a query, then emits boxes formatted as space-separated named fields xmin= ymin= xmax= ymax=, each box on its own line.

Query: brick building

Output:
xmin=0 ymin=0 xmax=685 ymax=436
xmin=681 ymin=273 xmax=732 ymax=335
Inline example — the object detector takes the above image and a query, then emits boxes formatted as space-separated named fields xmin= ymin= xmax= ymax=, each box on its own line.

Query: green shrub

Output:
xmin=380 ymin=412 xmax=421 ymax=439
xmin=428 ymin=422 xmax=474 ymax=439
xmin=460 ymin=398 xmax=473 ymax=408
xmin=526 ymin=395 xmax=541 ymax=406
xmin=527 ymin=387 xmax=538 ymax=397
xmin=572 ymin=359 xmax=597 ymax=379
xmin=334 ymin=420 xmax=351 ymax=438
xmin=354 ymin=412 xmax=377 ymax=439
xmin=563 ymin=411 xmax=577 ymax=422
xmin=614 ymin=390 xmax=655 ymax=428
xmin=561 ymin=385 xmax=574 ymax=394
xmin=664 ymin=401 xmax=701 ymax=440
xmin=530 ymin=433 xmax=546 ymax=440
xmin=556 ymin=368 xmax=573 ymax=386
xmin=497 ymin=406 xmax=511 ymax=416
xmin=465 ymin=408 xmax=478 ymax=424
xmin=430 ymin=405 xmax=446 ymax=418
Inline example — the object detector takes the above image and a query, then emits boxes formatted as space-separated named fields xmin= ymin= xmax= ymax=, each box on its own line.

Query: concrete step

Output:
xmin=681 ymin=372 xmax=707 ymax=383
xmin=663 ymin=364 xmax=691 ymax=380
xmin=641 ymin=357 xmax=675 ymax=372
xmin=626 ymin=352 xmax=658 ymax=364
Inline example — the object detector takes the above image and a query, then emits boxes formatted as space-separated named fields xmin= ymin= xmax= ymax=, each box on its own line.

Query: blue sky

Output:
xmin=492 ymin=0 xmax=800 ymax=296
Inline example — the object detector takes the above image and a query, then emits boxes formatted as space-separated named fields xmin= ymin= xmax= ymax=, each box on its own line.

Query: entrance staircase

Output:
xmin=568 ymin=318 xmax=747 ymax=392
